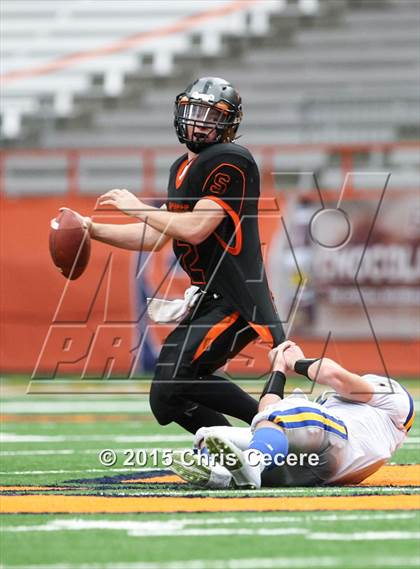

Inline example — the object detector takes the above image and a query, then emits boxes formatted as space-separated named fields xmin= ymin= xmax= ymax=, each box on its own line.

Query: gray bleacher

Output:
xmin=1 ymin=0 xmax=419 ymax=196
xmin=0 ymin=0 xmax=281 ymax=136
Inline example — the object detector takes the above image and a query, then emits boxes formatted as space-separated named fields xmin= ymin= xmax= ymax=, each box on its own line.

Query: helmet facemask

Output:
xmin=174 ymin=97 xmax=241 ymax=153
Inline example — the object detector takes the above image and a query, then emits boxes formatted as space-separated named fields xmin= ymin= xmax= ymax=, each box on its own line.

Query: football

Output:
xmin=49 ymin=208 xmax=91 ymax=280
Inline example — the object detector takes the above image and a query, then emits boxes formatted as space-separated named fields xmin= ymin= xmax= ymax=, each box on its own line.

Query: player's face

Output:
xmin=187 ymin=124 xmax=218 ymax=143
xmin=182 ymin=103 xmax=224 ymax=143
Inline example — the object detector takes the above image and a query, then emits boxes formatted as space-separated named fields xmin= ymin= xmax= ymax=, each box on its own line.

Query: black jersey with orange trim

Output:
xmin=166 ymin=143 xmax=284 ymax=346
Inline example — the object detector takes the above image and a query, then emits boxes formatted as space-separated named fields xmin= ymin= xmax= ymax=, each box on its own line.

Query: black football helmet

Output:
xmin=174 ymin=76 xmax=242 ymax=153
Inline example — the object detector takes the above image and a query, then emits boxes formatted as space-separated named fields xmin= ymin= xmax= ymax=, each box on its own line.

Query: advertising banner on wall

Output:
xmin=268 ymin=189 xmax=419 ymax=339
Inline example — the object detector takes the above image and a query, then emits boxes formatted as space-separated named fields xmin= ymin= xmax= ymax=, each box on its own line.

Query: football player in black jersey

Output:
xmin=84 ymin=77 xmax=285 ymax=433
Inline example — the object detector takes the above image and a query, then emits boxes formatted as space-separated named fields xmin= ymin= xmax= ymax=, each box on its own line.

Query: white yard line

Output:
xmin=308 ymin=531 xmax=420 ymax=541
xmin=1 ymin=401 xmax=151 ymax=414
xmin=0 ymin=447 xmax=183 ymax=456
xmin=1 ymin=450 xmax=76 ymax=456
xmin=307 ymin=512 xmax=416 ymax=521
xmin=2 ymin=519 xmax=420 ymax=541
xmin=2 ymin=399 xmax=418 ymax=415
xmin=0 ymin=557 xmax=340 ymax=569
xmin=1 ymin=433 xmax=418 ymax=447
xmin=0 ymin=556 xmax=419 ymax=569
xmin=84 ymin=486 xmax=420 ymax=496
xmin=0 ymin=434 xmax=191 ymax=443
xmin=3 ymin=525 xmax=308 ymax=538
xmin=2 ymin=514 xmax=417 ymax=533
xmin=0 ymin=514 xmax=416 ymax=531
xmin=0 ymin=467 xmax=156 ymax=475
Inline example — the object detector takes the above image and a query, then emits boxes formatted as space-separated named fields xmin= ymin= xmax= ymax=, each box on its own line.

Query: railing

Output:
xmin=1 ymin=141 xmax=419 ymax=198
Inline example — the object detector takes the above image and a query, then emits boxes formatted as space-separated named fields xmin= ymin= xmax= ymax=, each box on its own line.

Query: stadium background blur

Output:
xmin=1 ymin=0 xmax=419 ymax=381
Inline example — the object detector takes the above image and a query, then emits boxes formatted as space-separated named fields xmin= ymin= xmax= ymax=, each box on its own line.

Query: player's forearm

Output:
xmin=90 ymin=222 xmax=167 ymax=252
xmin=308 ymin=359 xmax=373 ymax=403
xmin=135 ymin=204 xmax=223 ymax=245
xmin=138 ymin=207 xmax=189 ymax=241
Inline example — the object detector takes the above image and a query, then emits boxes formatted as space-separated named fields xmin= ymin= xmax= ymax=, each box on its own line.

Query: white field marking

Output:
xmin=113 ymin=435 xmax=191 ymax=443
xmin=0 ymin=514 xmax=416 ymax=539
xmin=3 ymin=515 xmax=417 ymax=533
xmin=0 ymin=467 xmax=157 ymax=475
xmin=248 ymin=513 xmax=417 ymax=522
xmin=213 ymin=513 xmax=415 ymax=523
xmin=2 ymin=398 xmax=418 ymax=415
xmin=1 ymin=392 xmax=150 ymax=399
xmin=0 ymin=434 xmax=191 ymax=443
xmin=3 ymin=514 xmax=415 ymax=534
xmin=1 ymin=476 xmax=415 ymax=495
xmin=128 ymin=486 xmax=420 ymax=496
xmin=0 ymin=401 xmax=151 ymax=414
xmin=1 ymin=560 xmax=419 ymax=569
xmin=135 ymin=513 xmax=420 ymax=523
xmin=2 ymin=523 xmax=307 ymax=538
xmin=1 ymin=450 xmax=76 ymax=456
xmin=309 ymin=531 xmax=420 ymax=541
xmin=11 ymin=485 xmax=410 ymax=496
xmin=158 ymin=486 xmax=417 ymax=496
xmin=97 ymin=486 xmax=413 ymax=494
xmin=307 ymin=512 xmax=417 ymax=521
xmin=0 ymin=447 xmax=183 ymax=456
xmin=2 ymin=520 xmax=420 ymax=542
xmin=0 ymin=556 xmax=341 ymax=569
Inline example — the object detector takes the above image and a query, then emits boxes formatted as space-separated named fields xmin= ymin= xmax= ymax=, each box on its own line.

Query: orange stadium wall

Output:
xmin=1 ymin=195 xmax=418 ymax=378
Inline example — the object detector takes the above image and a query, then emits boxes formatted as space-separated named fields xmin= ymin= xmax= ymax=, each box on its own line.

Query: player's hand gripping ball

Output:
xmin=49 ymin=208 xmax=91 ymax=280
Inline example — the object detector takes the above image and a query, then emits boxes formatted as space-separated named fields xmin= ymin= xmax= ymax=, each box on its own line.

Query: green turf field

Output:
xmin=2 ymin=512 xmax=420 ymax=569
xmin=1 ymin=377 xmax=419 ymax=569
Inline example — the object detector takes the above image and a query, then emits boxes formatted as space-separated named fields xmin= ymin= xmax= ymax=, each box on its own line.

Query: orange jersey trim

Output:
xmin=248 ymin=323 xmax=274 ymax=346
xmin=176 ymin=158 xmax=195 ymax=189
xmin=202 ymin=195 xmax=243 ymax=256
xmin=192 ymin=311 xmax=240 ymax=362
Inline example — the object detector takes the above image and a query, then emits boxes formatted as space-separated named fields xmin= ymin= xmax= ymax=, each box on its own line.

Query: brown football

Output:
xmin=49 ymin=208 xmax=91 ymax=280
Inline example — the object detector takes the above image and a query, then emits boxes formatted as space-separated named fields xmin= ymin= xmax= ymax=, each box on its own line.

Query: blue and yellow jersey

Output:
xmin=268 ymin=405 xmax=348 ymax=441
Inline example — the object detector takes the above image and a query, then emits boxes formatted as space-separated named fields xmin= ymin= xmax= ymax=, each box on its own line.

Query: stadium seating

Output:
xmin=0 ymin=0 xmax=282 ymax=137
xmin=1 ymin=0 xmax=418 ymax=197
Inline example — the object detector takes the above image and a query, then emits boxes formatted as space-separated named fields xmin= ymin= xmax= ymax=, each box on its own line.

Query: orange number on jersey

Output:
xmin=176 ymin=240 xmax=206 ymax=285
